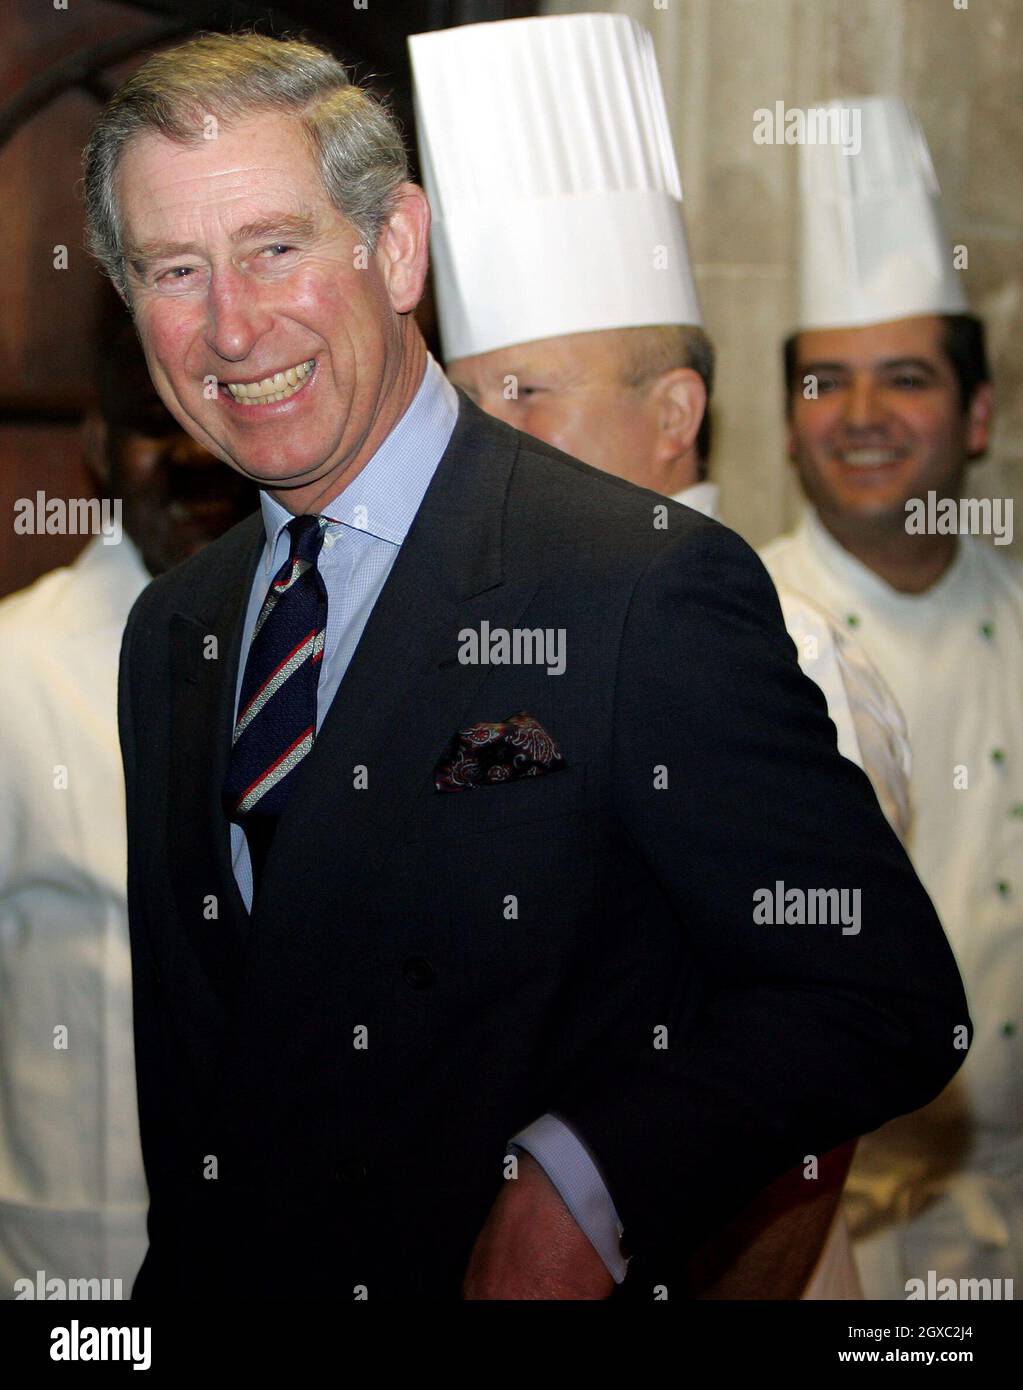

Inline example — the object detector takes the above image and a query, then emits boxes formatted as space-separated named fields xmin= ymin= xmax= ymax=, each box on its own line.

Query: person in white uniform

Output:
xmin=0 ymin=316 xmax=255 ymax=1297
xmin=411 ymin=14 xmax=913 ymax=1298
xmin=761 ymin=96 xmax=1020 ymax=1298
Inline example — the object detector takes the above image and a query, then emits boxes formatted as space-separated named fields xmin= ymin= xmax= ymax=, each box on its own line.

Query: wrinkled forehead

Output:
xmin=116 ymin=111 xmax=329 ymax=247
xmin=449 ymin=329 xmax=627 ymax=387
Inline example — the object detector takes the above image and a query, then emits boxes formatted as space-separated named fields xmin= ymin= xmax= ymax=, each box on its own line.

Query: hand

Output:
xmin=463 ymin=1151 xmax=616 ymax=1300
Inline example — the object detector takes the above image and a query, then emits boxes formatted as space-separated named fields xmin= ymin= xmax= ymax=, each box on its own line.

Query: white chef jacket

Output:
xmin=678 ymin=483 xmax=919 ymax=1299
xmin=762 ymin=508 xmax=1023 ymax=1298
xmin=0 ymin=536 xmax=151 ymax=1296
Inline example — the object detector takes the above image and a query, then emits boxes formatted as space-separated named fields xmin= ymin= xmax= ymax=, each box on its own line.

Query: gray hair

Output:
xmin=618 ymin=324 xmax=716 ymax=471
xmin=82 ymin=31 xmax=410 ymax=300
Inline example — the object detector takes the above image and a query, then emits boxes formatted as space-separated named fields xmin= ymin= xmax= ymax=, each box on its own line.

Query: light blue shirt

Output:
xmin=229 ymin=352 xmax=459 ymax=904
xmin=228 ymin=352 xmax=626 ymax=1284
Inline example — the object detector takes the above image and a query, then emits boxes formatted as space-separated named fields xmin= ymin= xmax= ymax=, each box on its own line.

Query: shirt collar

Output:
xmin=798 ymin=505 xmax=968 ymax=608
xmin=70 ymin=532 xmax=152 ymax=628
xmin=670 ymin=481 xmax=719 ymax=520
xmin=257 ymin=352 xmax=458 ymax=570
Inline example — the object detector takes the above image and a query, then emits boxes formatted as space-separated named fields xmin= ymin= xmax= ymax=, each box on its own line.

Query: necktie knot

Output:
xmin=288 ymin=513 xmax=329 ymax=565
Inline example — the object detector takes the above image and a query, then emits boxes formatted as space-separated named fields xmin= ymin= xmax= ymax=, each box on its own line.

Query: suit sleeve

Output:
xmin=117 ymin=594 xmax=169 ymax=1257
xmin=558 ymin=522 xmax=970 ymax=1260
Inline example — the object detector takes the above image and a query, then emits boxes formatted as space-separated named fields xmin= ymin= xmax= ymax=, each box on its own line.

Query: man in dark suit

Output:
xmin=87 ymin=32 xmax=969 ymax=1299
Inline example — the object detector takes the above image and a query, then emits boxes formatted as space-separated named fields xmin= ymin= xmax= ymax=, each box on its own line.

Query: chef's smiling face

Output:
xmin=117 ymin=110 xmax=425 ymax=511
xmin=787 ymin=315 xmax=993 ymax=533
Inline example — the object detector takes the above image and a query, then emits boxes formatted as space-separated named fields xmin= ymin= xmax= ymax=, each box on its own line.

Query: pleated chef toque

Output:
xmin=797 ymin=96 xmax=968 ymax=331
xmin=408 ymin=13 xmax=703 ymax=363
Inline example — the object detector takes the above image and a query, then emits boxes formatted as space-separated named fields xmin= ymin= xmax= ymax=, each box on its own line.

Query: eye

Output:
xmin=814 ymin=374 xmax=843 ymax=394
xmin=153 ymin=265 xmax=205 ymax=294
xmin=888 ymin=372 xmax=928 ymax=390
xmin=259 ymin=244 xmax=297 ymax=259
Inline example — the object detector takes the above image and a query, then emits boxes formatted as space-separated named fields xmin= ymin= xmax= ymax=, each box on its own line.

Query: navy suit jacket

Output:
xmin=118 ymin=394 xmax=968 ymax=1299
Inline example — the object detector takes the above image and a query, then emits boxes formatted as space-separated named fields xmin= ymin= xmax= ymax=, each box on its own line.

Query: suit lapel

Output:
xmin=167 ymin=515 xmax=263 ymax=1003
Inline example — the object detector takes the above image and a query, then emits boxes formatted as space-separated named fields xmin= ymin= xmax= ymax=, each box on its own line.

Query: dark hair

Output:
xmin=782 ymin=313 xmax=990 ymax=416
xmin=940 ymin=314 xmax=991 ymax=409
xmin=95 ymin=310 xmax=172 ymax=437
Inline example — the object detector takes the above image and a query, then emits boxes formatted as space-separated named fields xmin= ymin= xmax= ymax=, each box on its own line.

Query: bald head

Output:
xmin=447 ymin=325 xmax=714 ymax=495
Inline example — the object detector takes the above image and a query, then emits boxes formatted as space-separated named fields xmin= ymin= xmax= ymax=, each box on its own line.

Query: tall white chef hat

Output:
xmin=797 ymin=96 xmax=968 ymax=330
xmin=408 ymin=13 xmax=703 ymax=363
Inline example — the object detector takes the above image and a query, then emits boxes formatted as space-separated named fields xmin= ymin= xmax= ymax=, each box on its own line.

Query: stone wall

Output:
xmin=544 ymin=0 xmax=1022 ymax=552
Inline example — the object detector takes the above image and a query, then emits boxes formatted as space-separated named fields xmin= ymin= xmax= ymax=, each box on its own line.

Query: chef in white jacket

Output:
xmin=410 ymin=14 xmax=914 ymax=1298
xmin=0 ymin=317 xmax=255 ymax=1297
xmin=761 ymin=97 xmax=1020 ymax=1298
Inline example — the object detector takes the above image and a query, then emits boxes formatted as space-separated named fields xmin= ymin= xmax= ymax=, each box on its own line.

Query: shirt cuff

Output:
xmin=508 ymin=1112 xmax=629 ymax=1284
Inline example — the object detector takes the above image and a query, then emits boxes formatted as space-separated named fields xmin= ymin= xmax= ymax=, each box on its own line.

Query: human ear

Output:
xmin=374 ymin=183 xmax=431 ymax=315
xmin=965 ymin=381 xmax=995 ymax=460
xmin=81 ymin=411 xmax=111 ymax=491
xmin=649 ymin=367 xmax=706 ymax=463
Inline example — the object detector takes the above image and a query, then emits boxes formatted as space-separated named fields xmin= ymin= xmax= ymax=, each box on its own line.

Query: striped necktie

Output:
xmin=223 ymin=513 xmax=329 ymax=891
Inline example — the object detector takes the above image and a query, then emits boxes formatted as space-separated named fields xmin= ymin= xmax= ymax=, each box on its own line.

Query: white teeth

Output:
xmin=841 ymin=448 xmax=898 ymax=468
xmin=224 ymin=359 xmax=313 ymax=404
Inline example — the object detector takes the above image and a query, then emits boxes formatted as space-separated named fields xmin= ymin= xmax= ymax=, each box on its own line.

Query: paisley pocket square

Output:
xmin=434 ymin=712 xmax=566 ymax=792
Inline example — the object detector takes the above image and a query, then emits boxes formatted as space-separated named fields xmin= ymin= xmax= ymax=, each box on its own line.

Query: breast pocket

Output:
xmin=402 ymin=764 xmax=588 ymax=843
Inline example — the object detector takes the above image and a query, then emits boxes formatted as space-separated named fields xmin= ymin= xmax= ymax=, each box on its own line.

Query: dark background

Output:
xmin=0 ymin=0 xmax=535 ymax=597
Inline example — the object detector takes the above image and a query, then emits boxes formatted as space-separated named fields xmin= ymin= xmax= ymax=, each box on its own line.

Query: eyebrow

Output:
xmin=505 ymin=360 xmax=572 ymax=384
xmin=125 ymin=213 xmax=319 ymax=271
xmin=801 ymin=357 xmax=940 ymax=376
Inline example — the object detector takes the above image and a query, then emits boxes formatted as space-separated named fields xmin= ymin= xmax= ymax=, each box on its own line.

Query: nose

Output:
xmin=843 ymin=374 xmax=884 ymax=430
xmin=204 ymin=263 xmax=273 ymax=365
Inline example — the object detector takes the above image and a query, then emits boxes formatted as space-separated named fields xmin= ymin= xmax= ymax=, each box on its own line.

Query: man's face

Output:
xmin=109 ymin=410 xmax=257 ymax=578
xmin=118 ymin=111 xmax=405 ymax=501
xmin=447 ymin=330 xmax=660 ymax=484
xmin=787 ymin=315 xmax=989 ymax=531
xmin=89 ymin=324 xmax=256 ymax=576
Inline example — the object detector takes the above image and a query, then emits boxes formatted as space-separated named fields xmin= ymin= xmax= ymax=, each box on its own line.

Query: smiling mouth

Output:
xmin=221 ymin=358 xmax=315 ymax=405
xmin=835 ymin=447 xmax=905 ymax=469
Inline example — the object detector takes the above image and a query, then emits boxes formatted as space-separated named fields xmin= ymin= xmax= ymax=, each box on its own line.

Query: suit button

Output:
xmin=335 ymin=1158 xmax=368 ymax=1185
xmin=403 ymin=957 xmax=435 ymax=989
